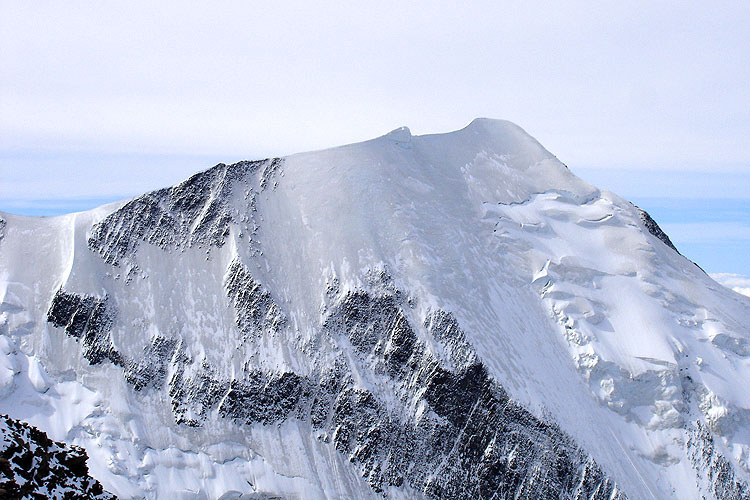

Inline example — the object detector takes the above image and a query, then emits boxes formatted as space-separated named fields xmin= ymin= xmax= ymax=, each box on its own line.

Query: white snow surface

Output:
xmin=0 ymin=118 xmax=749 ymax=499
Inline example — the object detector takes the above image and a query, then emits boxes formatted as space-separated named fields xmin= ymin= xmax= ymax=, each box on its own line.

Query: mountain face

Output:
xmin=0 ymin=118 xmax=749 ymax=499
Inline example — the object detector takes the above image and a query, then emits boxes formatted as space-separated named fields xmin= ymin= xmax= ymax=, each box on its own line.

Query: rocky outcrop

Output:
xmin=46 ymin=267 xmax=627 ymax=499
xmin=0 ymin=414 xmax=115 ymax=499
xmin=124 ymin=335 xmax=178 ymax=391
xmin=315 ymin=289 xmax=626 ymax=500
xmin=224 ymin=259 xmax=286 ymax=339
xmin=47 ymin=289 xmax=122 ymax=366
xmin=688 ymin=421 xmax=750 ymax=500
xmin=636 ymin=206 xmax=679 ymax=253
xmin=167 ymin=349 xmax=228 ymax=427
xmin=87 ymin=159 xmax=281 ymax=267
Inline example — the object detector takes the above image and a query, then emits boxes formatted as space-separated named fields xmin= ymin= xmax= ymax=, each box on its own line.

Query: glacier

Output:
xmin=1 ymin=118 xmax=749 ymax=499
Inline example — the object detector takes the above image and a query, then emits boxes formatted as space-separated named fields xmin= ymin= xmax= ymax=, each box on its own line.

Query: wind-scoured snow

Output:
xmin=0 ymin=118 xmax=749 ymax=499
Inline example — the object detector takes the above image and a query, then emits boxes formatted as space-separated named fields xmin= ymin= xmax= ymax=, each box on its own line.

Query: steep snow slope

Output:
xmin=1 ymin=118 xmax=749 ymax=499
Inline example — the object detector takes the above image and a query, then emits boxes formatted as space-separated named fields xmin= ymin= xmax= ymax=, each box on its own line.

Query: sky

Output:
xmin=1 ymin=1 xmax=748 ymax=278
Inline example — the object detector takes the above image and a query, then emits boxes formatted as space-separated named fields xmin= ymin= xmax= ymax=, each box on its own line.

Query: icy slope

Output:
xmin=1 ymin=118 xmax=749 ymax=499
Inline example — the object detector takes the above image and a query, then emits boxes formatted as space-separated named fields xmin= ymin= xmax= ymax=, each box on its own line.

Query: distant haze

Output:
xmin=1 ymin=1 xmax=748 ymax=276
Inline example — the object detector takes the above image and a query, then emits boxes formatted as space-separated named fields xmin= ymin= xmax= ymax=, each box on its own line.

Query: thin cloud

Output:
xmin=710 ymin=273 xmax=750 ymax=298
xmin=660 ymin=222 xmax=750 ymax=243
xmin=1 ymin=2 xmax=749 ymax=168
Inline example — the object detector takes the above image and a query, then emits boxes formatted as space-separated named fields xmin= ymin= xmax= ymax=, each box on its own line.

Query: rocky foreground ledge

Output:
xmin=0 ymin=414 xmax=115 ymax=499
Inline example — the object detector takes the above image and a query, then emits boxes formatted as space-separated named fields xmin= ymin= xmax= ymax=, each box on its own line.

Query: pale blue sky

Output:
xmin=1 ymin=1 xmax=748 ymax=275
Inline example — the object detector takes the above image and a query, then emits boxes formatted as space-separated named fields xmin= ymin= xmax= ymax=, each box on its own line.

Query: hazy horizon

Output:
xmin=2 ymin=2 xmax=748 ymax=278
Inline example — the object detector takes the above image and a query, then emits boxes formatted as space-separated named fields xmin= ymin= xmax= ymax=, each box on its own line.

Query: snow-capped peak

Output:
xmin=0 ymin=120 xmax=748 ymax=499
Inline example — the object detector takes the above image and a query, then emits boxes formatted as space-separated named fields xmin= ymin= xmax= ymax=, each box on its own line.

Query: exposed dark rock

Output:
xmin=259 ymin=158 xmax=284 ymax=191
xmin=0 ymin=216 xmax=5 ymax=242
xmin=224 ymin=259 xmax=286 ymax=339
xmin=0 ymin=414 xmax=115 ymax=499
xmin=381 ymin=310 xmax=418 ymax=377
xmin=45 ymin=258 xmax=627 ymax=499
xmin=424 ymin=310 xmax=477 ymax=370
xmin=167 ymin=345 xmax=228 ymax=427
xmin=47 ymin=289 xmax=122 ymax=366
xmin=124 ymin=336 xmax=178 ymax=391
xmin=219 ymin=371 xmax=313 ymax=425
xmin=635 ymin=206 xmax=679 ymax=253
xmin=319 ymin=289 xmax=625 ymax=499
xmin=323 ymin=291 xmax=404 ymax=354
xmin=687 ymin=421 xmax=750 ymax=500
xmin=170 ymin=278 xmax=627 ymax=499
xmin=87 ymin=159 xmax=282 ymax=266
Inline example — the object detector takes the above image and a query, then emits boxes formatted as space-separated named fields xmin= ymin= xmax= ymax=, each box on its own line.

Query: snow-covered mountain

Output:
xmin=1 ymin=118 xmax=749 ymax=499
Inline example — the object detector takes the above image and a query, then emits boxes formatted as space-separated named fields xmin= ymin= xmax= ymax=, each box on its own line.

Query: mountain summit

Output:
xmin=1 ymin=119 xmax=749 ymax=499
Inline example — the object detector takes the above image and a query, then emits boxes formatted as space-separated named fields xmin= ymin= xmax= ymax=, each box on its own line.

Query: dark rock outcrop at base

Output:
xmin=0 ymin=414 xmax=115 ymax=499
xmin=688 ymin=421 xmax=750 ymax=500
xmin=137 ymin=268 xmax=629 ymax=499
xmin=46 ymin=259 xmax=628 ymax=499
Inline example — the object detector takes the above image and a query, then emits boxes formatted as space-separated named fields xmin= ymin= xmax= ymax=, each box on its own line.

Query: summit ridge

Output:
xmin=0 ymin=120 xmax=748 ymax=499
